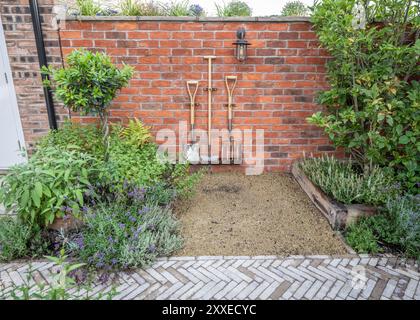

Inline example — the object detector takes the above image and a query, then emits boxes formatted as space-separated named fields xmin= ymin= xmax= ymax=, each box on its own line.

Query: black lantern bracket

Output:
xmin=233 ymin=27 xmax=251 ymax=63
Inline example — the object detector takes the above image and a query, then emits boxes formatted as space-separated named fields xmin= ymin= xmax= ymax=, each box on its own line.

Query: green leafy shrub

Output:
xmin=169 ymin=162 xmax=203 ymax=199
xmin=299 ymin=156 xmax=399 ymax=205
xmin=281 ymin=1 xmax=309 ymax=16
xmin=106 ymin=137 xmax=169 ymax=188
xmin=0 ymin=217 xmax=49 ymax=262
xmin=38 ymin=121 xmax=105 ymax=158
xmin=345 ymin=218 xmax=381 ymax=254
xmin=43 ymin=49 xmax=134 ymax=158
xmin=308 ymin=0 xmax=420 ymax=193
xmin=36 ymin=121 xmax=198 ymax=200
xmin=0 ymin=148 xmax=101 ymax=226
xmin=73 ymin=201 xmax=182 ymax=270
xmin=216 ymin=1 xmax=252 ymax=17
xmin=0 ymin=119 xmax=198 ymax=267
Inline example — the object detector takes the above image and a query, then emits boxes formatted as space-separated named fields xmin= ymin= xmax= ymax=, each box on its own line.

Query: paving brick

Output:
xmin=1 ymin=254 xmax=418 ymax=300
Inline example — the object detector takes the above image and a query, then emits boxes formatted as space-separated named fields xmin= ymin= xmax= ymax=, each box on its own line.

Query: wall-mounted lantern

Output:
xmin=233 ymin=27 xmax=250 ymax=62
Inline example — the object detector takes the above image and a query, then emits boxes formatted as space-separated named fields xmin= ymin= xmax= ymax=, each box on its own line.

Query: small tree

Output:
xmin=281 ymin=1 xmax=309 ymax=16
xmin=44 ymin=49 xmax=134 ymax=158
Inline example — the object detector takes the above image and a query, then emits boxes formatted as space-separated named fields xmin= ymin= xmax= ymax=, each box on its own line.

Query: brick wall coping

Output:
xmin=64 ymin=15 xmax=311 ymax=23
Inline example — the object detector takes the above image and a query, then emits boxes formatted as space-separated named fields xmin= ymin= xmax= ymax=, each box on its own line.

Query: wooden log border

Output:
xmin=292 ymin=161 xmax=377 ymax=230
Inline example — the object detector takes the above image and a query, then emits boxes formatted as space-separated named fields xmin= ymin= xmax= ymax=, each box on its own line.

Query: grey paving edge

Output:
xmin=63 ymin=16 xmax=311 ymax=22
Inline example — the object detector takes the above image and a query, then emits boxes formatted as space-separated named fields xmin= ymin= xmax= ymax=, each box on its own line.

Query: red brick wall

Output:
xmin=1 ymin=5 xmax=339 ymax=171
xmin=60 ymin=18 xmax=336 ymax=171
xmin=0 ymin=0 xmax=66 ymax=150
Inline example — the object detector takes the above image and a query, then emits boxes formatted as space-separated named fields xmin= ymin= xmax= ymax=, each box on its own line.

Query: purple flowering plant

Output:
xmin=71 ymin=196 xmax=182 ymax=270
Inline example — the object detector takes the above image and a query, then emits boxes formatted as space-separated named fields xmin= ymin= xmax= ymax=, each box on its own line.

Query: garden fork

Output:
xmin=223 ymin=75 xmax=242 ymax=164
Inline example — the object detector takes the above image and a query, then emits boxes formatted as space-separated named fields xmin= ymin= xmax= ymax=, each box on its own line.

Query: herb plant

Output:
xmin=299 ymin=156 xmax=399 ymax=206
xmin=0 ymin=148 xmax=101 ymax=226
xmin=73 ymin=201 xmax=182 ymax=270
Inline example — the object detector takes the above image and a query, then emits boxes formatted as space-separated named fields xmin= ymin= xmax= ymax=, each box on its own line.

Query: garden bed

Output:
xmin=175 ymin=172 xmax=348 ymax=256
xmin=292 ymin=161 xmax=377 ymax=230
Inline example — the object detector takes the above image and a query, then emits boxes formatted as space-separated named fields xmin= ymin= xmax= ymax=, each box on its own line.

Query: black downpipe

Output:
xmin=29 ymin=0 xmax=57 ymax=130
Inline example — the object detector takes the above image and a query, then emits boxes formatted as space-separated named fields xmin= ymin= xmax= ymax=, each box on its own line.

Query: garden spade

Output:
xmin=222 ymin=75 xmax=242 ymax=164
xmin=184 ymin=81 xmax=200 ymax=163
xmin=201 ymin=56 xmax=219 ymax=164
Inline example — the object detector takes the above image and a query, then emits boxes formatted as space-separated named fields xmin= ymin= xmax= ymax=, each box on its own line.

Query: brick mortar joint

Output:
xmin=63 ymin=15 xmax=311 ymax=23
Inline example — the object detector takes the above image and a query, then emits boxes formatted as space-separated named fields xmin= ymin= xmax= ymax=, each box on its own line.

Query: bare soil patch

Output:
xmin=175 ymin=172 xmax=347 ymax=256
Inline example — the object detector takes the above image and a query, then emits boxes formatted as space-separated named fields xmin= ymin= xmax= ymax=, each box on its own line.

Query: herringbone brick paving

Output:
xmin=0 ymin=255 xmax=419 ymax=300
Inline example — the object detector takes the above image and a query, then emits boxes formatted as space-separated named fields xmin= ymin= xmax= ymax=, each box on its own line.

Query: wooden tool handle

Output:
xmin=187 ymin=81 xmax=198 ymax=125
xmin=225 ymin=76 xmax=238 ymax=123
xmin=204 ymin=56 xmax=216 ymax=140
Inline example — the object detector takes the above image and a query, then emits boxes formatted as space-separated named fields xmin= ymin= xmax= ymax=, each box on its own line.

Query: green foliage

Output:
xmin=370 ymin=195 xmax=419 ymax=259
xmin=0 ymin=147 xmax=101 ymax=226
xmin=299 ymin=156 xmax=399 ymax=205
xmin=119 ymin=0 xmax=164 ymax=16
xmin=113 ymin=118 xmax=152 ymax=148
xmin=345 ymin=218 xmax=381 ymax=253
xmin=74 ymin=202 xmax=182 ymax=270
xmin=2 ymin=249 xmax=117 ymax=300
xmin=0 ymin=217 xmax=32 ymax=262
xmin=38 ymin=121 xmax=105 ymax=158
xmin=170 ymin=163 xmax=203 ymax=199
xmin=281 ymin=1 xmax=309 ymax=16
xmin=0 ymin=118 xmax=198 ymax=267
xmin=106 ymin=137 xmax=169 ymax=188
xmin=0 ymin=217 xmax=49 ymax=262
xmin=74 ymin=0 xmax=103 ymax=16
xmin=308 ymin=0 xmax=420 ymax=193
xmin=119 ymin=0 xmax=143 ymax=16
xmin=346 ymin=195 xmax=419 ymax=260
xmin=215 ymin=1 xmax=252 ymax=17
xmin=162 ymin=0 xmax=192 ymax=16
xmin=44 ymin=49 xmax=133 ymax=118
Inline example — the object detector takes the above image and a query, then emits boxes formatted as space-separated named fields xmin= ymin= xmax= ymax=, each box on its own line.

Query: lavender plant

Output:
xmin=299 ymin=155 xmax=398 ymax=205
xmin=346 ymin=194 xmax=419 ymax=260
xmin=189 ymin=4 xmax=205 ymax=17
xmin=71 ymin=199 xmax=182 ymax=270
